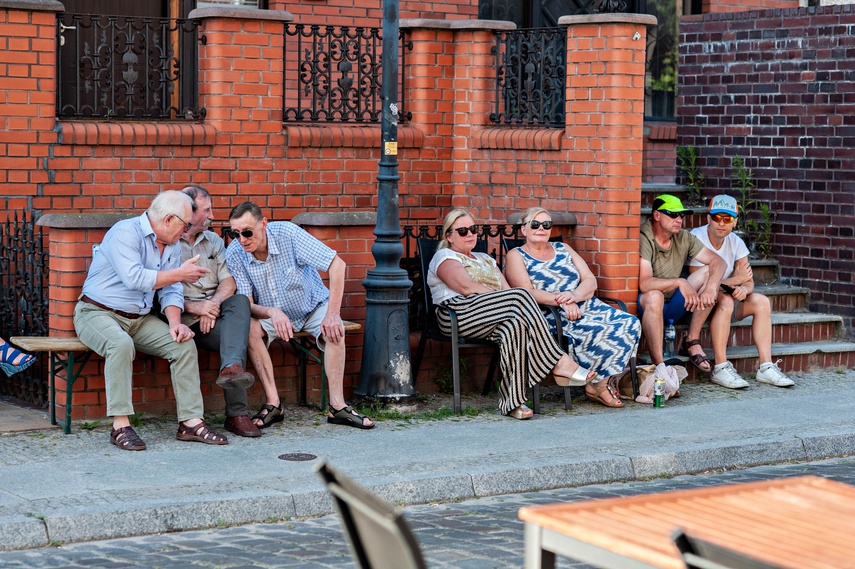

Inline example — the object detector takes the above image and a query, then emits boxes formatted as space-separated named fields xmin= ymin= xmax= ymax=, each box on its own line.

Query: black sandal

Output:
xmin=327 ymin=405 xmax=374 ymax=430
xmin=252 ymin=403 xmax=284 ymax=429
xmin=679 ymin=339 xmax=711 ymax=372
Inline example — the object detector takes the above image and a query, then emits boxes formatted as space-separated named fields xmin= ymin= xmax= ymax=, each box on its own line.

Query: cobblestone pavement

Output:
xmin=1 ymin=456 xmax=852 ymax=569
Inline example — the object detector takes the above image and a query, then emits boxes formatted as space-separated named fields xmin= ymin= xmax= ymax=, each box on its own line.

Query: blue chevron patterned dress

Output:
xmin=517 ymin=242 xmax=640 ymax=380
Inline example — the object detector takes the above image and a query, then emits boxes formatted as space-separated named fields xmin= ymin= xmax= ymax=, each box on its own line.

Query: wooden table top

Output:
xmin=519 ymin=475 xmax=855 ymax=569
xmin=11 ymin=336 xmax=89 ymax=352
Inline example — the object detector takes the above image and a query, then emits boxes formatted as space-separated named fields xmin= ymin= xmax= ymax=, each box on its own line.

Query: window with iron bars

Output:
xmin=283 ymin=24 xmax=411 ymax=124
xmin=56 ymin=13 xmax=204 ymax=121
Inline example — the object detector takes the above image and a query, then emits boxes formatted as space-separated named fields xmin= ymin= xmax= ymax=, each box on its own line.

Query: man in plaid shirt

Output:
xmin=225 ymin=201 xmax=374 ymax=430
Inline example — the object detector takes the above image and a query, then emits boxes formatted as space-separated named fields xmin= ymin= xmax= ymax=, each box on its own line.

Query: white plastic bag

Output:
xmin=635 ymin=363 xmax=685 ymax=404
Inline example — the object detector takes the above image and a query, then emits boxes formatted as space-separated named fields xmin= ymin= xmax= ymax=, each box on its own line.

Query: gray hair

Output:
xmin=180 ymin=186 xmax=211 ymax=211
xmin=147 ymin=191 xmax=193 ymax=222
xmin=439 ymin=209 xmax=476 ymax=250
xmin=520 ymin=207 xmax=550 ymax=227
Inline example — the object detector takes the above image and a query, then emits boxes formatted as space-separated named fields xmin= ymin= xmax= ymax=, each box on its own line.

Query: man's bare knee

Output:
xmin=640 ymin=291 xmax=664 ymax=312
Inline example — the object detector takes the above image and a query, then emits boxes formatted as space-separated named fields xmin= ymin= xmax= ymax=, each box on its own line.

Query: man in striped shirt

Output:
xmin=225 ymin=202 xmax=374 ymax=430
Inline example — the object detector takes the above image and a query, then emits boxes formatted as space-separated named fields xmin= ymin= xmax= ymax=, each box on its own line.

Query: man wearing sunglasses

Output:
xmin=74 ymin=191 xmax=230 ymax=450
xmin=225 ymin=202 xmax=374 ymax=430
xmin=638 ymin=194 xmax=726 ymax=377
xmin=688 ymin=195 xmax=794 ymax=388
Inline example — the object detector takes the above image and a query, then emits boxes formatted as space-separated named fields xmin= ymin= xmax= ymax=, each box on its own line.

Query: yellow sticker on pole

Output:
xmin=384 ymin=142 xmax=398 ymax=155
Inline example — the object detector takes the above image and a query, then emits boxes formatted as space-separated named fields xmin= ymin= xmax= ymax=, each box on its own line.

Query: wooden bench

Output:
xmin=11 ymin=320 xmax=361 ymax=434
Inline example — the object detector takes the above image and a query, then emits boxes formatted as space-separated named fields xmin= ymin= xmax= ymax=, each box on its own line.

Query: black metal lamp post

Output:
xmin=356 ymin=0 xmax=416 ymax=404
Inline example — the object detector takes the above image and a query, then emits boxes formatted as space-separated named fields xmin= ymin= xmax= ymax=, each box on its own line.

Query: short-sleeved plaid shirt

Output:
xmin=225 ymin=221 xmax=336 ymax=330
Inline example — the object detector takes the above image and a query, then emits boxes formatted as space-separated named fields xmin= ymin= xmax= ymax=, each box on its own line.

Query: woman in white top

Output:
xmin=427 ymin=209 xmax=594 ymax=419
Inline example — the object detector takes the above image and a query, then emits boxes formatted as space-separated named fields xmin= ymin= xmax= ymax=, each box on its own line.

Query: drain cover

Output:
xmin=278 ymin=453 xmax=317 ymax=462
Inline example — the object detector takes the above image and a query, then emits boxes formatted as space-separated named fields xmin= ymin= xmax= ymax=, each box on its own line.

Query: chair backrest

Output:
xmin=673 ymin=529 xmax=785 ymax=569
xmin=417 ymin=237 xmax=488 ymax=319
xmin=316 ymin=461 xmax=428 ymax=569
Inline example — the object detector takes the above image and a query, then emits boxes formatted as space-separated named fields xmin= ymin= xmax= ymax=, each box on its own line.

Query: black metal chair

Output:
xmin=501 ymin=237 xmax=639 ymax=409
xmin=673 ymin=528 xmax=785 ymax=569
xmin=411 ymin=237 xmax=500 ymax=414
xmin=316 ymin=461 xmax=428 ymax=569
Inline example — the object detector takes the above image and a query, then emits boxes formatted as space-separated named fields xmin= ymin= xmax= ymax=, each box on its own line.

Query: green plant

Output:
xmin=80 ymin=420 xmax=101 ymax=430
xmin=128 ymin=412 xmax=145 ymax=428
xmin=432 ymin=356 xmax=469 ymax=395
xmin=676 ymin=146 xmax=705 ymax=205
xmin=755 ymin=202 xmax=774 ymax=259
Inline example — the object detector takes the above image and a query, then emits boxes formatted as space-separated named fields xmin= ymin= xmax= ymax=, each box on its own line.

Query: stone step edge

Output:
xmin=662 ymin=311 xmax=838 ymax=331
xmin=639 ymin=341 xmax=855 ymax=364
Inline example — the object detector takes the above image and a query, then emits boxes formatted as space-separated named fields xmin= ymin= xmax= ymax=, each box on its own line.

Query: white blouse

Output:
xmin=427 ymin=248 xmax=502 ymax=305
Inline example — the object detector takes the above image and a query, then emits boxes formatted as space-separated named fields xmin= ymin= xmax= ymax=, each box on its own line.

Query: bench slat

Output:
xmin=11 ymin=337 xmax=89 ymax=352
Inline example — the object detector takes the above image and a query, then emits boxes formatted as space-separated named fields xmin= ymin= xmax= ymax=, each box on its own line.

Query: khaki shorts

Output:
xmin=260 ymin=303 xmax=329 ymax=350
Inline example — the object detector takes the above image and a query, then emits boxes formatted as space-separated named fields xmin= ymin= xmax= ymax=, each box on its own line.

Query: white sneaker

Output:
xmin=711 ymin=362 xmax=749 ymax=389
xmin=756 ymin=360 xmax=795 ymax=387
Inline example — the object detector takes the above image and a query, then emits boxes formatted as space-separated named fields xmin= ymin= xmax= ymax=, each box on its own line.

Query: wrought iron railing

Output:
xmin=401 ymin=224 xmax=528 ymax=331
xmin=283 ymin=24 xmax=411 ymax=123
xmin=0 ymin=214 xmax=49 ymax=407
xmin=491 ymin=27 xmax=567 ymax=128
xmin=56 ymin=13 xmax=203 ymax=121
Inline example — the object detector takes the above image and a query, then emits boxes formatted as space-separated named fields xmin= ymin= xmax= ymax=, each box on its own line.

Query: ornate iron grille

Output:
xmin=0 ymin=214 xmax=49 ymax=407
xmin=283 ymin=24 xmax=411 ymax=123
xmin=56 ymin=13 xmax=203 ymax=121
xmin=400 ymin=224 xmax=526 ymax=331
xmin=491 ymin=28 xmax=567 ymax=128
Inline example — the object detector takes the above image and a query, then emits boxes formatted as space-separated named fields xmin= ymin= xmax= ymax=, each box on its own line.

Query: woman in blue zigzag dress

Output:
xmin=505 ymin=207 xmax=641 ymax=408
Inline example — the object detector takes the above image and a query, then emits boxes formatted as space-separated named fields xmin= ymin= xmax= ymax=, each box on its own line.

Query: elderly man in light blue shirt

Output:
xmin=74 ymin=191 xmax=229 ymax=451
xmin=225 ymin=201 xmax=374 ymax=430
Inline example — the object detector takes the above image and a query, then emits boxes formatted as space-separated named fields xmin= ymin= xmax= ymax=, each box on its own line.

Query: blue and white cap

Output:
xmin=708 ymin=195 xmax=738 ymax=217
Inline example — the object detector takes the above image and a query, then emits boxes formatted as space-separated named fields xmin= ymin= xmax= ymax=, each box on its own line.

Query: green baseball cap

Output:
xmin=652 ymin=194 xmax=691 ymax=214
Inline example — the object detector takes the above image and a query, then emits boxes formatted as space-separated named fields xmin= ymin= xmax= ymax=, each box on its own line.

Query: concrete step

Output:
xmin=757 ymin=284 xmax=809 ymax=312
xmin=639 ymin=340 xmax=855 ymax=381
xmin=750 ymin=259 xmax=779 ymax=286
xmin=639 ymin=308 xmax=831 ymax=353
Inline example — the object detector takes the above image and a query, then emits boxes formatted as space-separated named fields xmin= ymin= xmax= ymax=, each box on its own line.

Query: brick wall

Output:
xmin=679 ymin=5 xmax=855 ymax=334
xmin=642 ymin=122 xmax=677 ymax=183
xmin=704 ymin=0 xmax=800 ymax=12
xmin=268 ymin=0 xmax=479 ymax=26
xmin=0 ymin=2 xmax=651 ymax=420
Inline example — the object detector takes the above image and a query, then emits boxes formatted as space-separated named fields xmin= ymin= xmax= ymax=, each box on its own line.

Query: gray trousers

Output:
xmin=73 ymin=302 xmax=204 ymax=421
xmin=189 ymin=294 xmax=251 ymax=418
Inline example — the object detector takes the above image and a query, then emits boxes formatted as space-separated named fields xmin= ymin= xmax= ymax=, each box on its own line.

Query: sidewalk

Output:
xmin=1 ymin=367 xmax=854 ymax=551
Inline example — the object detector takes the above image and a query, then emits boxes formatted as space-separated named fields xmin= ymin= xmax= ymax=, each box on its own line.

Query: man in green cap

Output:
xmin=638 ymin=194 xmax=726 ymax=375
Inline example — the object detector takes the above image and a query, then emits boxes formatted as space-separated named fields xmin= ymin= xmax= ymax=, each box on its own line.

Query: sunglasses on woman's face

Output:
xmin=710 ymin=213 xmax=735 ymax=224
xmin=529 ymin=220 xmax=553 ymax=230
xmin=447 ymin=225 xmax=479 ymax=237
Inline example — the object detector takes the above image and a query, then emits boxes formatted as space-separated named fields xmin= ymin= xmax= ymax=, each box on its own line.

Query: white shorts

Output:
xmin=260 ymin=303 xmax=329 ymax=350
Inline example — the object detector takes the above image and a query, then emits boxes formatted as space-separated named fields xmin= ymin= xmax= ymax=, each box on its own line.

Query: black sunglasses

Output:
xmin=227 ymin=219 xmax=262 ymax=240
xmin=529 ymin=220 xmax=553 ymax=230
xmin=447 ymin=225 xmax=479 ymax=237
xmin=660 ymin=210 xmax=686 ymax=219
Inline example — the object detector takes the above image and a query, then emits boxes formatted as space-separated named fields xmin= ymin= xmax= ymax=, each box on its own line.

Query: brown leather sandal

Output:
xmin=176 ymin=420 xmax=228 ymax=445
xmin=110 ymin=426 xmax=146 ymax=451
xmin=679 ymin=339 xmax=711 ymax=372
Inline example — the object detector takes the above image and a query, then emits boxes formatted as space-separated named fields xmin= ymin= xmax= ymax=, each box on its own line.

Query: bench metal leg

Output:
xmin=289 ymin=338 xmax=327 ymax=411
xmin=50 ymin=349 xmax=92 ymax=435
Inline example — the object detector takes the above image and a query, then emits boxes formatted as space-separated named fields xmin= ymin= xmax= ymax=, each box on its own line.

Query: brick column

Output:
xmin=560 ymin=13 xmax=657 ymax=308
xmin=0 ymin=0 xmax=63 ymax=212
xmin=401 ymin=19 xmax=516 ymax=221
xmin=189 ymin=7 xmax=292 ymax=208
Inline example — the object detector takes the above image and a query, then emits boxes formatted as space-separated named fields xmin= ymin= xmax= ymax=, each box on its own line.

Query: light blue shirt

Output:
xmin=81 ymin=213 xmax=184 ymax=315
xmin=225 ymin=221 xmax=335 ymax=330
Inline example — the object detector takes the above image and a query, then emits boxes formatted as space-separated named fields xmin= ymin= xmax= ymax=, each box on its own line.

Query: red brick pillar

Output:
xmin=560 ymin=13 xmax=657 ymax=309
xmin=0 ymin=0 xmax=62 ymax=213
xmin=401 ymin=20 xmax=515 ymax=221
xmin=189 ymin=6 xmax=292 ymax=208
